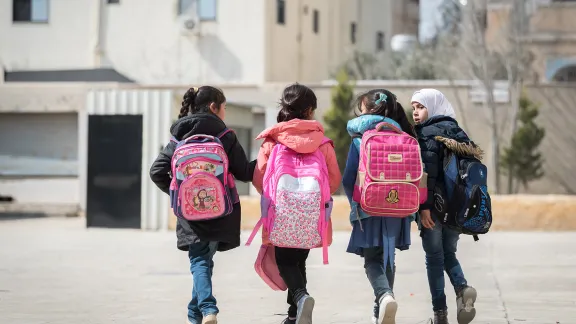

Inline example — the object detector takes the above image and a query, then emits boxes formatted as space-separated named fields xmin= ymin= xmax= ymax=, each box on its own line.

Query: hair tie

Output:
xmin=193 ymin=87 xmax=199 ymax=93
xmin=375 ymin=93 xmax=387 ymax=105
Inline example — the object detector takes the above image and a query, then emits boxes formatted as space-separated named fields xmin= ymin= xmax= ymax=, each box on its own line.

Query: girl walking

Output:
xmin=411 ymin=88 xmax=478 ymax=324
xmin=150 ymin=86 xmax=255 ymax=324
xmin=253 ymin=83 xmax=341 ymax=324
xmin=343 ymin=89 xmax=416 ymax=324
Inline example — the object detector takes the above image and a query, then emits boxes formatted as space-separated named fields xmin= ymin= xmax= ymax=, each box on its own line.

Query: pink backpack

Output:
xmin=169 ymin=129 xmax=238 ymax=221
xmin=246 ymin=138 xmax=334 ymax=265
xmin=352 ymin=122 xmax=426 ymax=216
xmin=254 ymin=245 xmax=287 ymax=291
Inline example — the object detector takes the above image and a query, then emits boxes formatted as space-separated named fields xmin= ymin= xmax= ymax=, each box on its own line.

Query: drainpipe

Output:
xmin=94 ymin=0 xmax=107 ymax=68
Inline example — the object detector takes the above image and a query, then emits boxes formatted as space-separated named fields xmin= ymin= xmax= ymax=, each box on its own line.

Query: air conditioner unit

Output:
xmin=178 ymin=14 xmax=200 ymax=36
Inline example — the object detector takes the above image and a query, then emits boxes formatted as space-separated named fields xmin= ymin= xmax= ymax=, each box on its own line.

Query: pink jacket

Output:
xmin=253 ymin=119 xmax=342 ymax=195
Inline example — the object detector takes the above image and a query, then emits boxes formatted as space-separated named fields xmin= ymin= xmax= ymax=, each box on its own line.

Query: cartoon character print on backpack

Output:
xmin=170 ymin=130 xmax=238 ymax=221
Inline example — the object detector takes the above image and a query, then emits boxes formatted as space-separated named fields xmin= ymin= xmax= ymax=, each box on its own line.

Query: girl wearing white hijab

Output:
xmin=411 ymin=89 xmax=480 ymax=324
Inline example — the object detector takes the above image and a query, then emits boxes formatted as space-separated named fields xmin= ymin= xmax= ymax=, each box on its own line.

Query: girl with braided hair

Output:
xmin=150 ymin=86 xmax=256 ymax=324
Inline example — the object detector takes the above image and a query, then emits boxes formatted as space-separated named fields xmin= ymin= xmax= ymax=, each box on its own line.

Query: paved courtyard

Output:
xmin=0 ymin=217 xmax=575 ymax=324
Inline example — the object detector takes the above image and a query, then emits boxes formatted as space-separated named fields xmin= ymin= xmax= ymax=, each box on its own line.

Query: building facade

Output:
xmin=484 ymin=0 xmax=576 ymax=82
xmin=0 ymin=0 xmax=419 ymax=84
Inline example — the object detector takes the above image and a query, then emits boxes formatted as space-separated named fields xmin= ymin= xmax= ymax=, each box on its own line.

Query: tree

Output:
xmin=500 ymin=93 xmax=545 ymax=193
xmin=324 ymin=69 xmax=354 ymax=175
xmin=432 ymin=0 xmax=534 ymax=194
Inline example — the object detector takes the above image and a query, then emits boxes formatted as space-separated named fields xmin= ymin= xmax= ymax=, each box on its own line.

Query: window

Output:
xmin=313 ymin=9 xmax=319 ymax=34
xmin=198 ymin=0 xmax=217 ymax=20
xmin=178 ymin=0 xmax=217 ymax=20
xmin=277 ymin=0 xmax=285 ymax=24
xmin=12 ymin=0 xmax=49 ymax=23
xmin=350 ymin=22 xmax=357 ymax=44
xmin=376 ymin=32 xmax=385 ymax=51
xmin=107 ymin=0 xmax=120 ymax=3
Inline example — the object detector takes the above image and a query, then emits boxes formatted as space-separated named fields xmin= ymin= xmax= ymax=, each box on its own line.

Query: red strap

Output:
xmin=217 ymin=128 xmax=234 ymax=139
xmin=375 ymin=122 xmax=402 ymax=134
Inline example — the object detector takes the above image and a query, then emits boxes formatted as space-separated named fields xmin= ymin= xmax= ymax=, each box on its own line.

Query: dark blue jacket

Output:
xmin=415 ymin=116 xmax=474 ymax=211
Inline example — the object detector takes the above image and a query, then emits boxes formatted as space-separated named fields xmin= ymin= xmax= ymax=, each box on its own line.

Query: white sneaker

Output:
xmin=456 ymin=286 xmax=477 ymax=324
xmin=201 ymin=314 xmax=217 ymax=324
xmin=377 ymin=294 xmax=398 ymax=324
xmin=371 ymin=316 xmax=378 ymax=324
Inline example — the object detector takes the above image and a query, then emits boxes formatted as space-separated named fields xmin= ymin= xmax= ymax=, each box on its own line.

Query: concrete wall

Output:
xmin=0 ymin=0 xmax=266 ymax=84
xmin=0 ymin=0 xmax=97 ymax=70
xmin=1 ymin=81 xmax=575 ymax=198
xmin=263 ymin=0 xmax=407 ymax=82
xmin=485 ymin=1 xmax=576 ymax=82
xmin=168 ymin=194 xmax=576 ymax=231
xmin=0 ymin=0 xmax=416 ymax=84
xmin=104 ymin=0 xmax=266 ymax=84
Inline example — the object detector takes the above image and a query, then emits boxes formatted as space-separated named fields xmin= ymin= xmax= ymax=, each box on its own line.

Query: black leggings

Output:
xmin=275 ymin=247 xmax=310 ymax=318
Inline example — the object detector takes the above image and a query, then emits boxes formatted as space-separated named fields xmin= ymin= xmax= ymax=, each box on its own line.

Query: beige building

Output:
xmin=265 ymin=0 xmax=420 ymax=81
xmin=0 ymin=0 xmax=419 ymax=85
xmin=484 ymin=0 xmax=576 ymax=82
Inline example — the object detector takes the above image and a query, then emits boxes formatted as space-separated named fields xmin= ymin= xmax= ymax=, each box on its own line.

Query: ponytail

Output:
xmin=177 ymin=86 xmax=226 ymax=119
xmin=178 ymin=87 xmax=197 ymax=119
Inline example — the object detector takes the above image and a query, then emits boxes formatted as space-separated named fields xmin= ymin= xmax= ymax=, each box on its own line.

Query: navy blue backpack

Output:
xmin=433 ymin=143 xmax=492 ymax=241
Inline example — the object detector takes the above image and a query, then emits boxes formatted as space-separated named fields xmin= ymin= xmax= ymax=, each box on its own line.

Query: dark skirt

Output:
xmin=346 ymin=216 xmax=412 ymax=268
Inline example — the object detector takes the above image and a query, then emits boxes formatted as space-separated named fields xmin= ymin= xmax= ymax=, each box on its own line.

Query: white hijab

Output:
xmin=411 ymin=89 xmax=456 ymax=119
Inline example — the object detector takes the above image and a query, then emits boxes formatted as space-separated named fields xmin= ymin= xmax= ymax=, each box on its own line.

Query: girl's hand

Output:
xmin=420 ymin=209 xmax=435 ymax=229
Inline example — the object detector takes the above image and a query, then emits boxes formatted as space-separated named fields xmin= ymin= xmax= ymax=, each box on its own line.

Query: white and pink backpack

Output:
xmin=352 ymin=122 xmax=427 ymax=216
xmin=169 ymin=129 xmax=238 ymax=221
xmin=246 ymin=138 xmax=334 ymax=265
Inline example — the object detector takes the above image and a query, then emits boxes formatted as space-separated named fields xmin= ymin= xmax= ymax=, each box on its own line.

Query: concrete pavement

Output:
xmin=1 ymin=217 xmax=575 ymax=324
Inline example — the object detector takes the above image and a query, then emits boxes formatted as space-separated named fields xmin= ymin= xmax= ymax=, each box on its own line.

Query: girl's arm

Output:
xmin=149 ymin=141 xmax=177 ymax=195
xmin=419 ymin=137 xmax=442 ymax=211
xmin=319 ymin=142 xmax=342 ymax=195
xmin=222 ymin=132 xmax=256 ymax=182
xmin=342 ymin=141 xmax=359 ymax=203
xmin=252 ymin=139 xmax=274 ymax=194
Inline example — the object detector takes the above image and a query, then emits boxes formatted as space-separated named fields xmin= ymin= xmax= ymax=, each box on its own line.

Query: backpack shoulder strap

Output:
xmin=321 ymin=136 xmax=334 ymax=147
xmin=170 ymin=136 xmax=178 ymax=143
xmin=217 ymin=128 xmax=234 ymax=139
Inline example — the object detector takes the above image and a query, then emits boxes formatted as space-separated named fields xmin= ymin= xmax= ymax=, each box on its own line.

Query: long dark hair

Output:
xmin=178 ymin=86 xmax=226 ymax=119
xmin=277 ymin=83 xmax=318 ymax=122
xmin=355 ymin=89 xmax=416 ymax=138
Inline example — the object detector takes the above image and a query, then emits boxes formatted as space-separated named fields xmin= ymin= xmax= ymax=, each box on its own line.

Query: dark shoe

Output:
xmin=434 ymin=309 xmax=449 ymax=324
xmin=295 ymin=295 xmax=315 ymax=324
xmin=456 ymin=286 xmax=477 ymax=324
xmin=281 ymin=317 xmax=296 ymax=324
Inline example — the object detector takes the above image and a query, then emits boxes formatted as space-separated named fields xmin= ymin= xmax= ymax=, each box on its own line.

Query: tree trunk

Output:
xmin=485 ymin=80 xmax=501 ymax=194
xmin=507 ymin=79 xmax=522 ymax=194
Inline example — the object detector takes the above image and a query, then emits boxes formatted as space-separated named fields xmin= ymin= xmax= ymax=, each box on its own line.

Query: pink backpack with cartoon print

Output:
xmin=246 ymin=138 xmax=334 ymax=265
xmin=169 ymin=129 xmax=239 ymax=221
xmin=352 ymin=122 xmax=427 ymax=216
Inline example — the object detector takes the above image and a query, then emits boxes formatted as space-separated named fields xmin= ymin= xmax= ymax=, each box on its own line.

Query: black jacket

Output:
xmin=149 ymin=113 xmax=256 ymax=252
xmin=415 ymin=116 xmax=473 ymax=211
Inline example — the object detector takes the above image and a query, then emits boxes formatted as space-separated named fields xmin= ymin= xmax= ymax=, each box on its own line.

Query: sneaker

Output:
xmin=295 ymin=295 xmax=315 ymax=324
xmin=377 ymin=294 xmax=398 ymax=324
xmin=201 ymin=314 xmax=217 ymax=324
xmin=281 ymin=317 xmax=296 ymax=324
xmin=372 ymin=301 xmax=379 ymax=324
xmin=433 ymin=310 xmax=449 ymax=324
xmin=187 ymin=316 xmax=201 ymax=324
xmin=456 ymin=286 xmax=477 ymax=324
